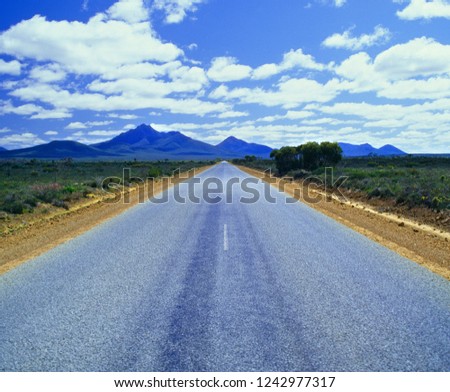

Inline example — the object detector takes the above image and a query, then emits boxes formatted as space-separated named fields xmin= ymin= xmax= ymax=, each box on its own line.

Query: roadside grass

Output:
xmin=326 ymin=157 xmax=450 ymax=211
xmin=0 ymin=159 xmax=215 ymax=216
xmin=234 ymin=156 xmax=450 ymax=211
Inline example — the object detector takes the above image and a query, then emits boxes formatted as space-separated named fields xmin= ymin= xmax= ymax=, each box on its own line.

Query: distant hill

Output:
xmin=216 ymin=136 xmax=273 ymax=158
xmin=0 ymin=124 xmax=273 ymax=160
xmin=0 ymin=140 xmax=114 ymax=159
xmin=0 ymin=146 xmax=6 ymax=151
xmin=411 ymin=153 xmax=450 ymax=158
xmin=339 ymin=142 xmax=406 ymax=157
xmin=93 ymin=124 xmax=222 ymax=159
xmin=377 ymin=144 xmax=407 ymax=156
xmin=1 ymin=124 xmax=408 ymax=160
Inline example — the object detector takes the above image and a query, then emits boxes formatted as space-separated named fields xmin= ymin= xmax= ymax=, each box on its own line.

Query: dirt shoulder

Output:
xmin=237 ymin=165 xmax=450 ymax=281
xmin=0 ymin=166 xmax=211 ymax=275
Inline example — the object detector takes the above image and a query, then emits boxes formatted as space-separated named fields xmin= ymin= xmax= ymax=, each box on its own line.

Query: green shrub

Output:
xmin=52 ymin=199 xmax=69 ymax=210
xmin=30 ymin=183 xmax=62 ymax=203
xmin=63 ymin=184 xmax=77 ymax=193
xmin=1 ymin=194 xmax=34 ymax=214
xmin=147 ymin=166 xmax=161 ymax=178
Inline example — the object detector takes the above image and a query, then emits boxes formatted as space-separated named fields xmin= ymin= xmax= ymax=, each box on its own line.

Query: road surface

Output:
xmin=0 ymin=163 xmax=449 ymax=371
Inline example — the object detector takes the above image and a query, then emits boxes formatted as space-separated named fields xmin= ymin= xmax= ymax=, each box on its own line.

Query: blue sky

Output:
xmin=1 ymin=0 xmax=450 ymax=153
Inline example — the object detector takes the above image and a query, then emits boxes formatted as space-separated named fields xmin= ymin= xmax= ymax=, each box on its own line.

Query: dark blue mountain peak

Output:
xmin=217 ymin=136 xmax=248 ymax=148
xmin=339 ymin=142 xmax=406 ymax=157
xmin=0 ymin=124 xmax=274 ymax=159
xmin=217 ymin=136 xmax=273 ymax=158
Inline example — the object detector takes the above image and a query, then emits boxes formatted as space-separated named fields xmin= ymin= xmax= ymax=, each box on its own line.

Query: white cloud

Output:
xmin=323 ymin=25 xmax=391 ymax=51
xmin=285 ymin=110 xmax=316 ymax=120
xmin=306 ymin=101 xmax=415 ymax=120
xmin=87 ymin=79 xmax=170 ymax=96
xmin=334 ymin=0 xmax=347 ymax=6
xmin=66 ymin=121 xmax=113 ymax=129
xmin=108 ymin=113 xmax=139 ymax=120
xmin=0 ymin=100 xmax=72 ymax=119
xmin=167 ymin=64 xmax=208 ymax=89
xmin=65 ymin=122 xmax=87 ymax=129
xmin=298 ymin=100 xmax=450 ymax=152
xmin=207 ymin=57 xmax=253 ymax=82
xmin=152 ymin=0 xmax=206 ymax=24
xmin=335 ymin=52 xmax=387 ymax=93
xmin=0 ymin=127 xmax=11 ymax=133
xmin=380 ymin=77 xmax=450 ymax=99
xmin=0 ymin=101 xmax=40 ymax=116
xmin=30 ymin=108 xmax=72 ymax=119
xmin=303 ymin=117 xmax=359 ymax=126
xmin=334 ymin=37 xmax=450 ymax=100
xmin=253 ymin=49 xmax=325 ymax=79
xmin=0 ymin=132 xmax=45 ymax=149
xmin=149 ymin=114 xmax=446 ymax=152
xmin=315 ymin=0 xmax=347 ymax=7
xmin=0 ymin=13 xmax=182 ymax=76
xmin=217 ymin=111 xmax=249 ymax=119
xmin=29 ymin=63 xmax=66 ymax=83
xmin=44 ymin=131 xmax=58 ymax=135
xmin=252 ymin=64 xmax=279 ymax=80
xmin=107 ymin=0 xmax=149 ymax=23
xmin=9 ymin=80 xmax=229 ymax=115
xmin=88 ymin=74 xmax=206 ymax=97
xmin=210 ymin=78 xmax=343 ymax=109
xmin=89 ymin=121 xmax=113 ymax=127
xmin=396 ymin=0 xmax=450 ymax=20
xmin=282 ymin=49 xmax=325 ymax=71
xmin=0 ymin=59 xmax=22 ymax=75
xmin=152 ymin=121 xmax=237 ymax=141
xmin=374 ymin=37 xmax=450 ymax=80
xmin=87 ymin=130 xmax=123 ymax=137
xmin=258 ymin=110 xmax=315 ymax=122
xmin=305 ymin=100 xmax=450 ymax=137
xmin=153 ymin=121 xmax=233 ymax=133
xmin=101 ymin=61 xmax=178 ymax=81
xmin=85 ymin=62 xmax=207 ymax=98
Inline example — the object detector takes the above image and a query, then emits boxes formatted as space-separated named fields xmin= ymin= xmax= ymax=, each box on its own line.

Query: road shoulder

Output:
xmin=0 ymin=166 xmax=211 ymax=275
xmin=237 ymin=165 xmax=450 ymax=281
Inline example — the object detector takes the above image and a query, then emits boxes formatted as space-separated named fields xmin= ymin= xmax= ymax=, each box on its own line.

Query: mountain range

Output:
xmin=0 ymin=124 xmax=273 ymax=160
xmin=338 ymin=142 xmax=406 ymax=157
xmin=0 ymin=124 xmax=407 ymax=160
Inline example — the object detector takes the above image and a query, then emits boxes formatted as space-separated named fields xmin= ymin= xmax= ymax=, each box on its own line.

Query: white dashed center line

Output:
xmin=224 ymin=224 xmax=229 ymax=251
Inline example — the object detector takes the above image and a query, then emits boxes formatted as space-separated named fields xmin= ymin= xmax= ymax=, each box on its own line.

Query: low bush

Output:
xmin=31 ymin=183 xmax=62 ymax=203
xmin=51 ymin=199 xmax=69 ymax=210
xmin=1 ymin=194 xmax=36 ymax=214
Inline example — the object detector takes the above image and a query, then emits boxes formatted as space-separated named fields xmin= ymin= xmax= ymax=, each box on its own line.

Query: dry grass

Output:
xmin=0 ymin=166 xmax=212 ymax=275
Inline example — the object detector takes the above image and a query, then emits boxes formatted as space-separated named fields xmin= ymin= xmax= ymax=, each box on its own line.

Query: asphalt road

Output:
xmin=0 ymin=163 xmax=449 ymax=371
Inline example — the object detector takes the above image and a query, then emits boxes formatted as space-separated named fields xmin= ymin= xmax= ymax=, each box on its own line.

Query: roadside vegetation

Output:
xmin=0 ymin=158 xmax=215 ymax=216
xmin=234 ymin=154 xmax=450 ymax=212
xmin=269 ymin=141 xmax=343 ymax=175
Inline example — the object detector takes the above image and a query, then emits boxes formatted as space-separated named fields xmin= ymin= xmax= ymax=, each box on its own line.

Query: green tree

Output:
xmin=320 ymin=142 xmax=343 ymax=166
xmin=147 ymin=166 xmax=161 ymax=178
xmin=270 ymin=146 xmax=302 ymax=175
xmin=298 ymin=142 xmax=321 ymax=170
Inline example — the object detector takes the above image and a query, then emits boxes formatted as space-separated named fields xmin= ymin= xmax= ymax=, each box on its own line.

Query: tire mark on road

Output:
xmin=157 ymin=204 xmax=220 ymax=371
